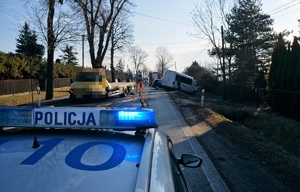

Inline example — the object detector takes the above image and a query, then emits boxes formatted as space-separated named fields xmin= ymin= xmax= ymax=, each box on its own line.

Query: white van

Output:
xmin=161 ymin=70 xmax=197 ymax=93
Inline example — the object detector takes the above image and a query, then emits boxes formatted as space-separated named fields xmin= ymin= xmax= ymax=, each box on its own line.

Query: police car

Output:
xmin=0 ymin=107 xmax=202 ymax=192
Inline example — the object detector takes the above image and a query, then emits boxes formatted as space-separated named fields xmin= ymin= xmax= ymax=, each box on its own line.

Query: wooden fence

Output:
xmin=0 ymin=78 xmax=71 ymax=96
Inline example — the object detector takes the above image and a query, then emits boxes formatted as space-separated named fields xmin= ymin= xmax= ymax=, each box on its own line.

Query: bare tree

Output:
xmin=191 ymin=0 xmax=231 ymax=47
xmin=191 ymin=0 xmax=233 ymax=100
xmin=129 ymin=46 xmax=148 ymax=73
xmin=141 ymin=65 xmax=149 ymax=80
xmin=110 ymin=13 xmax=134 ymax=81
xmin=155 ymin=46 xmax=174 ymax=75
xmin=191 ymin=0 xmax=233 ymax=75
xmin=73 ymin=0 xmax=134 ymax=69
xmin=27 ymin=0 xmax=80 ymax=99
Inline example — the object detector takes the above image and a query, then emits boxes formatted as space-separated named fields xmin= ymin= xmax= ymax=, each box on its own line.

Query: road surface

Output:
xmin=48 ymin=85 xmax=293 ymax=192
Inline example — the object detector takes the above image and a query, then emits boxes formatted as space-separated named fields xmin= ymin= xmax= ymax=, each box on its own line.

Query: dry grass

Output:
xmin=0 ymin=87 xmax=70 ymax=106
xmin=194 ymin=92 xmax=300 ymax=189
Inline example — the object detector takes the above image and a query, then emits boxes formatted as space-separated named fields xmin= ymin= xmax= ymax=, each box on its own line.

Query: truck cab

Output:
xmin=69 ymin=68 xmax=135 ymax=101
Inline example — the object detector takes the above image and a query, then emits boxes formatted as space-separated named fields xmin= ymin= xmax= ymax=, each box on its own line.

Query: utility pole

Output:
xmin=221 ymin=26 xmax=227 ymax=100
xmin=82 ymin=35 xmax=85 ymax=68
xmin=175 ymin=62 xmax=177 ymax=71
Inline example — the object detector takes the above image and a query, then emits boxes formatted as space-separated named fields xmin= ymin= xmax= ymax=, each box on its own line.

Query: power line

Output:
xmin=0 ymin=2 xmax=29 ymax=23
xmin=273 ymin=7 xmax=300 ymax=18
xmin=267 ymin=0 xmax=296 ymax=14
xmin=272 ymin=2 xmax=300 ymax=15
xmin=133 ymin=41 xmax=198 ymax=46
xmin=267 ymin=0 xmax=300 ymax=15
xmin=133 ymin=11 xmax=191 ymax=26
xmin=0 ymin=2 xmax=25 ymax=15
xmin=184 ymin=42 xmax=211 ymax=64
xmin=0 ymin=9 xmax=23 ymax=21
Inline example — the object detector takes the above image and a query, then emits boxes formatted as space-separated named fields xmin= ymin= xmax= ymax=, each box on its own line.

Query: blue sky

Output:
xmin=1 ymin=0 xmax=300 ymax=73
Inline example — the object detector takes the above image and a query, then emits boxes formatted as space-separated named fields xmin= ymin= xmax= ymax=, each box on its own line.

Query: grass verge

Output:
xmin=194 ymin=92 xmax=300 ymax=190
xmin=0 ymin=87 xmax=70 ymax=106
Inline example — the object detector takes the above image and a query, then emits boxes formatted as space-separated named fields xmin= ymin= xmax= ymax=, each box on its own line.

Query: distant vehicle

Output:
xmin=69 ymin=68 xmax=135 ymax=101
xmin=148 ymin=72 xmax=161 ymax=86
xmin=152 ymin=79 xmax=162 ymax=89
xmin=143 ymin=77 xmax=148 ymax=84
xmin=161 ymin=70 xmax=197 ymax=93
xmin=0 ymin=107 xmax=202 ymax=192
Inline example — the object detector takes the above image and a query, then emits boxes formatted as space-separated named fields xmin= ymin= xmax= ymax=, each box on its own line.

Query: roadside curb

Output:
xmin=169 ymin=92 xmax=230 ymax=192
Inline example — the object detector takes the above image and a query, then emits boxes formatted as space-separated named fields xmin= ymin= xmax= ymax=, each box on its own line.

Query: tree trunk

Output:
xmin=46 ymin=50 xmax=54 ymax=100
xmin=110 ymin=43 xmax=115 ymax=82
xmin=221 ymin=26 xmax=227 ymax=100
xmin=46 ymin=0 xmax=55 ymax=100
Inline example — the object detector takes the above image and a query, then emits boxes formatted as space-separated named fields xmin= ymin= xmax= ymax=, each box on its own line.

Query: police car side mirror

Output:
xmin=178 ymin=154 xmax=202 ymax=168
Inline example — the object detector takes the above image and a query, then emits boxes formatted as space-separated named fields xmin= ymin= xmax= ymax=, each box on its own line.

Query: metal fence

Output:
xmin=0 ymin=78 xmax=71 ymax=96
xmin=206 ymin=82 xmax=300 ymax=121
xmin=269 ymin=89 xmax=300 ymax=121
xmin=206 ymin=82 xmax=258 ymax=104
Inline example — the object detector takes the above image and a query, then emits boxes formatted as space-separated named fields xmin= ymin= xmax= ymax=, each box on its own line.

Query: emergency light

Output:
xmin=0 ymin=107 xmax=157 ymax=130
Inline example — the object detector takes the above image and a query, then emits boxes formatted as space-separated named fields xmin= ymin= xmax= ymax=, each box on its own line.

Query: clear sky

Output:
xmin=1 ymin=0 xmax=300 ymax=73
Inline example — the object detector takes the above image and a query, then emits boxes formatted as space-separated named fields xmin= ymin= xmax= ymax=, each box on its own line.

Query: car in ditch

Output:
xmin=151 ymin=79 xmax=162 ymax=90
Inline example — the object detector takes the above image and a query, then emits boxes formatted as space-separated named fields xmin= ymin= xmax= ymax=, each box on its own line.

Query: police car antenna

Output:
xmin=29 ymin=57 xmax=40 ymax=148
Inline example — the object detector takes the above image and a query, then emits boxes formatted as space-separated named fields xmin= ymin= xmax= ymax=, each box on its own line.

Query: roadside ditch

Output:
xmin=169 ymin=91 xmax=299 ymax=192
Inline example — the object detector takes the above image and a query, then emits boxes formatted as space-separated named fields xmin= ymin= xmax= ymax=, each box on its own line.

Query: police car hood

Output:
xmin=0 ymin=129 xmax=144 ymax=192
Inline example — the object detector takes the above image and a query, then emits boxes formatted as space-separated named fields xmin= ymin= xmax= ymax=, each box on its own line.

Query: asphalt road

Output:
xmin=45 ymin=86 xmax=294 ymax=192
xmin=145 ymin=87 xmax=230 ymax=192
xmin=48 ymin=87 xmax=228 ymax=191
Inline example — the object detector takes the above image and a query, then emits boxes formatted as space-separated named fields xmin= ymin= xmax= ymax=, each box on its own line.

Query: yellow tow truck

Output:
xmin=69 ymin=68 xmax=135 ymax=101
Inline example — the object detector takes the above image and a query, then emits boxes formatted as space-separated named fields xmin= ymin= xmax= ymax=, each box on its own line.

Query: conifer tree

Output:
xmin=59 ymin=45 xmax=78 ymax=65
xmin=279 ymin=42 xmax=291 ymax=90
xmin=226 ymin=0 xmax=275 ymax=85
xmin=295 ymin=50 xmax=300 ymax=91
xmin=16 ymin=22 xmax=44 ymax=59
xmin=115 ymin=59 xmax=125 ymax=72
xmin=289 ymin=37 xmax=300 ymax=91
xmin=268 ymin=34 xmax=286 ymax=89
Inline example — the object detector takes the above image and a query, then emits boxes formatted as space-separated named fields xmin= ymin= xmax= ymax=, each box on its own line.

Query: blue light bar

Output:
xmin=0 ymin=107 xmax=157 ymax=130
xmin=99 ymin=109 xmax=157 ymax=130
xmin=0 ymin=107 xmax=32 ymax=127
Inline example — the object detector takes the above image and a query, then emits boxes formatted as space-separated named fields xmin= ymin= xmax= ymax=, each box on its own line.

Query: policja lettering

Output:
xmin=35 ymin=111 xmax=96 ymax=126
